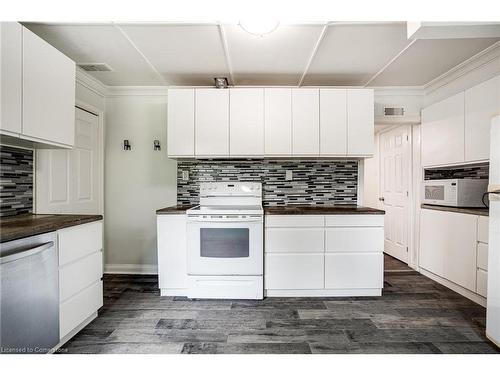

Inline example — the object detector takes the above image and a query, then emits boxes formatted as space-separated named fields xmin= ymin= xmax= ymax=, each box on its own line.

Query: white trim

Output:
xmin=75 ymin=68 xmax=107 ymax=97
xmin=420 ymin=268 xmax=486 ymax=307
xmin=424 ymin=41 xmax=500 ymax=94
xmin=160 ymin=288 xmax=188 ymax=297
xmin=104 ymin=263 xmax=158 ymax=274
xmin=106 ymin=86 xmax=169 ymax=97
xmin=265 ymin=288 xmax=382 ymax=297
xmin=217 ymin=23 xmax=235 ymax=86
xmin=51 ymin=312 xmax=98 ymax=353
xmin=298 ymin=23 xmax=329 ymax=87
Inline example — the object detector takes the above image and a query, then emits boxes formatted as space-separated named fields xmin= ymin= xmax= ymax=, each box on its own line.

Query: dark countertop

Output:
xmin=264 ymin=205 xmax=385 ymax=215
xmin=421 ymin=204 xmax=489 ymax=217
xmin=0 ymin=214 xmax=103 ymax=243
xmin=156 ymin=205 xmax=195 ymax=215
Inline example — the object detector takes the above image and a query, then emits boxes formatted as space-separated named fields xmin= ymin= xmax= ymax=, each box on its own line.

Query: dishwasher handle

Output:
xmin=0 ymin=241 xmax=55 ymax=265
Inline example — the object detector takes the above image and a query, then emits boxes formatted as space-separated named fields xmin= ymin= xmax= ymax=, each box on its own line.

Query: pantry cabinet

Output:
xmin=0 ymin=22 xmax=76 ymax=148
xmin=167 ymin=89 xmax=194 ymax=157
xmin=230 ymin=88 xmax=264 ymax=156
xmin=195 ymin=89 xmax=229 ymax=157
xmin=167 ymin=87 xmax=374 ymax=159
xmin=264 ymin=88 xmax=292 ymax=155
xmin=292 ymin=89 xmax=320 ymax=155
xmin=421 ymin=92 xmax=465 ymax=167
xmin=465 ymin=76 xmax=500 ymax=162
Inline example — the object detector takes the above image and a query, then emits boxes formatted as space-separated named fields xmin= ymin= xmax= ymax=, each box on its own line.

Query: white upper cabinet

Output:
xmin=195 ymin=89 xmax=229 ymax=157
xmin=292 ymin=88 xmax=319 ymax=155
xmin=421 ymin=91 xmax=465 ymax=167
xmin=465 ymin=76 xmax=500 ymax=162
xmin=264 ymin=88 xmax=292 ymax=156
xmin=320 ymin=89 xmax=347 ymax=156
xmin=230 ymin=88 xmax=264 ymax=156
xmin=22 ymin=27 xmax=75 ymax=147
xmin=0 ymin=22 xmax=22 ymax=134
xmin=167 ymin=89 xmax=194 ymax=157
xmin=347 ymin=89 xmax=374 ymax=156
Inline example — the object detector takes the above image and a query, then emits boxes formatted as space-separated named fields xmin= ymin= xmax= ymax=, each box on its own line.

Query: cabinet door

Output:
xmin=22 ymin=27 xmax=75 ymax=146
xmin=157 ymin=215 xmax=187 ymax=291
xmin=167 ymin=89 xmax=194 ymax=157
xmin=195 ymin=89 xmax=229 ymax=156
xmin=421 ymin=92 xmax=465 ymax=167
xmin=347 ymin=89 xmax=374 ymax=156
xmin=265 ymin=253 xmax=324 ymax=289
xmin=325 ymin=253 xmax=383 ymax=289
xmin=419 ymin=209 xmax=477 ymax=291
xmin=265 ymin=228 xmax=324 ymax=253
xmin=320 ymin=89 xmax=347 ymax=155
xmin=465 ymin=76 xmax=500 ymax=162
xmin=0 ymin=22 xmax=22 ymax=134
xmin=292 ymin=89 xmax=319 ymax=155
xmin=230 ymin=88 xmax=264 ymax=156
xmin=264 ymin=88 xmax=292 ymax=155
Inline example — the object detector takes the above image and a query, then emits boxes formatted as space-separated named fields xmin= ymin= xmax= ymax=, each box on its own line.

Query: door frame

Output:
xmin=377 ymin=123 xmax=420 ymax=269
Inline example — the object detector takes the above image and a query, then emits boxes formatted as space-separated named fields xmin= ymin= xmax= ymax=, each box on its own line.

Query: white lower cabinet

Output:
xmin=265 ymin=253 xmax=324 ymax=290
xmin=157 ymin=214 xmax=187 ymax=296
xmin=325 ymin=253 xmax=383 ymax=289
xmin=265 ymin=214 xmax=384 ymax=296
xmin=419 ymin=209 xmax=489 ymax=303
xmin=57 ymin=221 xmax=103 ymax=342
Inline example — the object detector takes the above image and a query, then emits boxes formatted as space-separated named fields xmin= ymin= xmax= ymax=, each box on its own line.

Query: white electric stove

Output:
xmin=186 ymin=182 xmax=264 ymax=299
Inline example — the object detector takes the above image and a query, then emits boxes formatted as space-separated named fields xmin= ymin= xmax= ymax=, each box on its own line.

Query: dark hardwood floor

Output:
xmin=60 ymin=255 xmax=500 ymax=354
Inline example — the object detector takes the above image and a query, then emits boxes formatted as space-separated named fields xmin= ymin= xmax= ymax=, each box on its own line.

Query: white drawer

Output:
xmin=265 ymin=215 xmax=324 ymax=228
xmin=60 ymin=251 xmax=102 ymax=302
xmin=325 ymin=253 xmax=383 ymax=289
xmin=60 ymin=280 xmax=103 ymax=339
xmin=265 ymin=228 xmax=324 ymax=253
xmin=477 ymin=243 xmax=488 ymax=271
xmin=326 ymin=227 xmax=384 ymax=253
xmin=325 ymin=215 xmax=384 ymax=227
xmin=478 ymin=216 xmax=489 ymax=244
xmin=265 ymin=253 xmax=324 ymax=289
xmin=477 ymin=269 xmax=488 ymax=298
xmin=59 ymin=221 xmax=103 ymax=266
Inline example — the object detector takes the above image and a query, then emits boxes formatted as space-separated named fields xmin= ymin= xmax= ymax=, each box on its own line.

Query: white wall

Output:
xmin=104 ymin=93 xmax=177 ymax=271
xmin=363 ymin=132 xmax=382 ymax=209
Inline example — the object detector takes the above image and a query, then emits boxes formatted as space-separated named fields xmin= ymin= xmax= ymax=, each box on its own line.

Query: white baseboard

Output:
xmin=104 ymin=263 xmax=158 ymax=275
xmin=420 ymin=268 xmax=486 ymax=307
xmin=265 ymin=288 xmax=382 ymax=297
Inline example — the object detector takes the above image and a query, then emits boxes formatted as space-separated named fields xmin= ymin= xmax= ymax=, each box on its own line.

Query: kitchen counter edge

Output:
xmin=156 ymin=205 xmax=384 ymax=215
xmin=421 ymin=204 xmax=489 ymax=217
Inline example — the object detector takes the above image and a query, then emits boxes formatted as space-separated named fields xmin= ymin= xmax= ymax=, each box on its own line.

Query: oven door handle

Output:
xmin=187 ymin=217 xmax=262 ymax=223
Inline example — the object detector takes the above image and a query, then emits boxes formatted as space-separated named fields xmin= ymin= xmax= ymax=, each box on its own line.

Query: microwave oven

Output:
xmin=422 ymin=179 xmax=488 ymax=208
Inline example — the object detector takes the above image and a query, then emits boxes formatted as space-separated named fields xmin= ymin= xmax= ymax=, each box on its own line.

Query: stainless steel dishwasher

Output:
xmin=0 ymin=232 xmax=59 ymax=354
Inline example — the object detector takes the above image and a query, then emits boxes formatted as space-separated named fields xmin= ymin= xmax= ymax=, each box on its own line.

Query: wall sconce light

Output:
xmin=154 ymin=140 xmax=161 ymax=151
xmin=123 ymin=140 xmax=131 ymax=150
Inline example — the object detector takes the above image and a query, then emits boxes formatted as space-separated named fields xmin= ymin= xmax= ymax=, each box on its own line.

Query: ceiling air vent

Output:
xmin=384 ymin=107 xmax=405 ymax=116
xmin=77 ymin=63 xmax=113 ymax=72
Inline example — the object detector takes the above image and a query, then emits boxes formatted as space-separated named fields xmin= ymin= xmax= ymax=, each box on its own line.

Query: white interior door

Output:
xmin=379 ymin=125 xmax=411 ymax=263
xmin=36 ymin=107 xmax=102 ymax=214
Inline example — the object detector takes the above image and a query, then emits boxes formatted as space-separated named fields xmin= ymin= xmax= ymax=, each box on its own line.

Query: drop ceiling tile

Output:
xmin=24 ymin=23 xmax=163 ymax=86
xmin=303 ymin=23 xmax=411 ymax=86
xmin=368 ymin=37 xmax=500 ymax=86
xmin=118 ymin=24 xmax=230 ymax=86
xmin=223 ymin=24 xmax=325 ymax=85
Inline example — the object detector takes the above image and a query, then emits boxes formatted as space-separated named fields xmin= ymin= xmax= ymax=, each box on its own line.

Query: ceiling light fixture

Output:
xmin=239 ymin=20 xmax=280 ymax=37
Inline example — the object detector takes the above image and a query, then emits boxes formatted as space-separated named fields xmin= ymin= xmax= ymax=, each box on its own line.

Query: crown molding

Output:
xmin=105 ymin=86 xmax=169 ymax=97
xmin=372 ymin=86 xmax=425 ymax=96
xmin=424 ymin=40 xmax=500 ymax=95
xmin=75 ymin=68 xmax=107 ymax=97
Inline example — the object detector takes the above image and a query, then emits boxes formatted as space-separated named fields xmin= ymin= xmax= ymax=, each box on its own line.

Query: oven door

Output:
xmin=187 ymin=215 xmax=263 ymax=276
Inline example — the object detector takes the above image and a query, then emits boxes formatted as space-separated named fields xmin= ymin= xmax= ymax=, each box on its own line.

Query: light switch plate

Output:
xmin=285 ymin=170 xmax=293 ymax=181
xmin=182 ymin=171 xmax=189 ymax=181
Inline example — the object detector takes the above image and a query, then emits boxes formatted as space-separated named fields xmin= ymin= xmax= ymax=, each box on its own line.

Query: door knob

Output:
xmin=379 ymin=197 xmax=385 ymax=202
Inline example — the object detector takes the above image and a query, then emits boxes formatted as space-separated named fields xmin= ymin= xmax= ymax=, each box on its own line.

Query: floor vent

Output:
xmin=77 ymin=63 xmax=113 ymax=72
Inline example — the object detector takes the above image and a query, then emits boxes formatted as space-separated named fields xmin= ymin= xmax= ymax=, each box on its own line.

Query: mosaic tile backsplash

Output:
xmin=424 ymin=163 xmax=489 ymax=180
xmin=177 ymin=160 xmax=358 ymax=206
xmin=0 ymin=145 xmax=34 ymax=217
